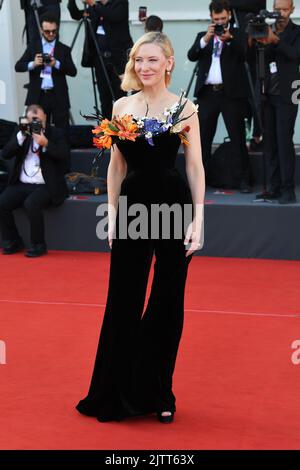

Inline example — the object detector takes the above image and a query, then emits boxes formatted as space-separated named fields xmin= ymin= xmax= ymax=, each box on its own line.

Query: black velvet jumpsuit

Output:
xmin=76 ymin=130 xmax=194 ymax=422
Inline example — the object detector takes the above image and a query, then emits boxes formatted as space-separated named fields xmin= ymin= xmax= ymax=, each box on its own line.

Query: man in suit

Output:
xmin=20 ymin=0 xmax=61 ymax=45
xmin=249 ymin=0 xmax=300 ymax=204
xmin=188 ymin=0 xmax=251 ymax=192
xmin=15 ymin=12 xmax=77 ymax=131
xmin=0 ymin=104 xmax=69 ymax=257
xmin=67 ymin=0 xmax=133 ymax=118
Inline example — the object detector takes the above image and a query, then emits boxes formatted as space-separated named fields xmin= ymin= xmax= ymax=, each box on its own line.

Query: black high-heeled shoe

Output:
xmin=157 ymin=411 xmax=174 ymax=424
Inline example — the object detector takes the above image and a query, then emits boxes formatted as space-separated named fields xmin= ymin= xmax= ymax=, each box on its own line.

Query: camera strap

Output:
xmin=22 ymin=138 xmax=42 ymax=178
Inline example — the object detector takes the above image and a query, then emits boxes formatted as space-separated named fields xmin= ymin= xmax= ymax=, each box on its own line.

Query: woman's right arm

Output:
xmin=107 ymin=98 xmax=128 ymax=247
xmin=107 ymin=144 xmax=127 ymax=247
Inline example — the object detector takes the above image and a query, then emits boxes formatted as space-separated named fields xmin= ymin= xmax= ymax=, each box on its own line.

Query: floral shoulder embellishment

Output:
xmin=92 ymin=115 xmax=140 ymax=150
xmin=81 ymin=91 xmax=198 ymax=152
xmin=136 ymin=91 xmax=198 ymax=146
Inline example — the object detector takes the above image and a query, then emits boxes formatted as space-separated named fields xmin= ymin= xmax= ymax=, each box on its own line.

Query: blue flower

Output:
xmin=142 ymin=118 xmax=173 ymax=145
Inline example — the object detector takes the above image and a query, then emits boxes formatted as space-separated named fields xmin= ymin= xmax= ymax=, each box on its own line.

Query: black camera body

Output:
xmin=247 ymin=10 xmax=281 ymax=39
xmin=214 ymin=24 xmax=225 ymax=36
xmin=42 ymin=53 xmax=52 ymax=64
xmin=19 ymin=117 xmax=43 ymax=135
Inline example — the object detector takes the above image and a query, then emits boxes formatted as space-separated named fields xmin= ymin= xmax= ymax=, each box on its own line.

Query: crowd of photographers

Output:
xmin=0 ymin=0 xmax=299 ymax=257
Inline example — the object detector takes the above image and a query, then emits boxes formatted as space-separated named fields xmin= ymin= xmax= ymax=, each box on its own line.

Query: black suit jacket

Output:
xmin=15 ymin=40 xmax=77 ymax=110
xmin=1 ymin=127 xmax=69 ymax=206
xmin=249 ymin=21 xmax=300 ymax=104
xmin=20 ymin=0 xmax=61 ymax=9
xmin=188 ymin=29 xmax=248 ymax=99
xmin=67 ymin=0 xmax=133 ymax=73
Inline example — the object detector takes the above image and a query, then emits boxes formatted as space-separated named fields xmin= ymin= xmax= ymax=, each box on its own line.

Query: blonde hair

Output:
xmin=121 ymin=32 xmax=175 ymax=92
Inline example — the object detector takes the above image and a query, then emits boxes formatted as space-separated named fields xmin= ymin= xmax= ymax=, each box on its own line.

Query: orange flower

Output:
xmin=92 ymin=114 xmax=140 ymax=151
xmin=93 ymin=135 xmax=112 ymax=149
xmin=176 ymin=126 xmax=191 ymax=146
xmin=178 ymin=133 xmax=190 ymax=146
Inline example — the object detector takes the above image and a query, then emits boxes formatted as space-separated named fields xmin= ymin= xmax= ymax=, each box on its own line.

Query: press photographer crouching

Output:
xmin=248 ymin=0 xmax=300 ymax=204
xmin=0 ymin=105 xmax=69 ymax=257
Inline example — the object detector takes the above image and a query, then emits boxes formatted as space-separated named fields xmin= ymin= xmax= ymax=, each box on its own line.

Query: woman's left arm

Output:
xmin=182 ymin=101 xmax=205 ymax=256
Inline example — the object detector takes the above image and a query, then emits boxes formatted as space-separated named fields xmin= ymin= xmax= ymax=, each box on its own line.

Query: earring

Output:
xmin=166 ymin=70 xmax=171 ymax=75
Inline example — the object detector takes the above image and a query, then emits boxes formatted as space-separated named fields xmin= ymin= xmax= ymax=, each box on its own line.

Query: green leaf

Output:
xmin=108 ymin=123 xmax=119 ymax=132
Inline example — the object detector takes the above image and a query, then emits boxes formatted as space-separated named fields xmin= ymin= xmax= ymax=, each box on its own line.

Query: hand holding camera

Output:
xmin=34 ymin=53 xmax=44 ymax=68
xmin=256 ymin=26 xmax=279 ymax=45
xmin=33 ymin=53 xmax=56 ymax=68
xmin=19 ymin=117 xmax=48 ymax=148
xmin=139 ymin=6 xmax=147 ymax=22
xmin=203 ymin=24 xmax=215 ymax=44
xmin=32 ymin=131 xmax=48 ymax=148
xmin=219 ymin=27 xmax=233 ymax=43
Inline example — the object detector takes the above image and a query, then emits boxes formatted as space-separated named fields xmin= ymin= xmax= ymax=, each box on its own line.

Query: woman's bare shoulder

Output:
xmin=182 ymin=97 xmax=198 ymax=113
xmin=112 ymin=94 xmax=141 ymax=116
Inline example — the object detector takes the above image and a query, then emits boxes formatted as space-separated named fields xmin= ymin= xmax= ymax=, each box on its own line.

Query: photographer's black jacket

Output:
xmin=15 ymin=40 xmax=77 ymax=110
xmin=67 ymin=0 xmax=133 ymax=74
xmin=187 ymin=29 xmax=248 ymax=99
xmin=251 ymin=20 xmax=300 ymax=105
xmin=1 ymin=127 xmax=69 ymax=206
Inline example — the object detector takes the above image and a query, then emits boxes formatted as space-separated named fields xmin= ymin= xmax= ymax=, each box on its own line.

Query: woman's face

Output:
xmin=134 ymin=43 xmax=173 ymax=88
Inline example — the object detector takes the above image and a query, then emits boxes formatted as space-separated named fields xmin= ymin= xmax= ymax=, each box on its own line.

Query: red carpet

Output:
xmin=0 ymin=252 xmax=300 ymax=450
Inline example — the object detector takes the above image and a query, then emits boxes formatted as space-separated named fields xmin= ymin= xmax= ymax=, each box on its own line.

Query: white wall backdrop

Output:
xmin=1 ymin=0 xmax=300 ymax=142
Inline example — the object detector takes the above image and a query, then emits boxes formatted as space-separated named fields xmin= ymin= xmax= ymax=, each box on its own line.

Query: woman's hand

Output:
xmin=184 ymin=217 xmax=203 ymax=257
xmin=108 ymin=218 xmax=116 ymax=249
xmin=108 ymin=230 xmax=114 ymax=249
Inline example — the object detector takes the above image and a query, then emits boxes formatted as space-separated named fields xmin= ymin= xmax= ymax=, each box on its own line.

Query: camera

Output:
xmin=214 ymin=24 xmax=225 ymax=36
xmin=42 ymin=53 xmax=52 ymax=64
xmin=247 ymin=9 xmax=282 ymax=39
xmin=139 ymin=6 xmax=147 ymax=22
xmin=19 ymin=117 xmax=43 ymax=135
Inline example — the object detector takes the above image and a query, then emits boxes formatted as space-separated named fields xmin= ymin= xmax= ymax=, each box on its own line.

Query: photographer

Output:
xmin=67 ymin=0 xmax=133 ymax=118
xmin=188 ymin=0 xmax=251 ymax=193
xmin=249 ymin=0 xmax=300 ymax=204
xmin=20 ymin=0 xmax=61 ymax=45
xmin=15 ymin=13 xmax=77 ymax=131
xmin=0 ymin=105 xmax=69 ymax=257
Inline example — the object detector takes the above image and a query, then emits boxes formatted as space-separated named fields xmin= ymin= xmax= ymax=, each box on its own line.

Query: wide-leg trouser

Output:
xmin=77 ymin=236 xmax=193 ymax=421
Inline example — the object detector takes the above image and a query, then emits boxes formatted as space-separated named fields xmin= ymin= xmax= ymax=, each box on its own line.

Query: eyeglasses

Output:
xmin=43 ymin=29 xmax=58 ymax=35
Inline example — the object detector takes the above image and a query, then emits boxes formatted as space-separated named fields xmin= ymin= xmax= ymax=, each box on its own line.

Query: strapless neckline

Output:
xmin=130 ymin=100 xmax=180 ymax=123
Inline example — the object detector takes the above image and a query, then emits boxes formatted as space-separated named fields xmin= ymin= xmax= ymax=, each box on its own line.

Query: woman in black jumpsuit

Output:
xmin=76 ymin=32 xmax=205 ymax=423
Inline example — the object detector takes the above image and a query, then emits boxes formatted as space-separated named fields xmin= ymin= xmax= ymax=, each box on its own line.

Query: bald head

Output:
xmin=274 ymin=0 xmax=294 ymax=10
xmin=274 ymin=0 xmax=294 ymax=30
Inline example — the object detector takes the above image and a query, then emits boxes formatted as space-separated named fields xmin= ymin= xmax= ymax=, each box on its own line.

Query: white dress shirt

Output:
xmin=17 ymin=131 xmax=46 ymax=185
xmin=200 ymin=35 xmax=224 ymax=85
xmin=28 ymin=39 xmax=61 ymax=90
